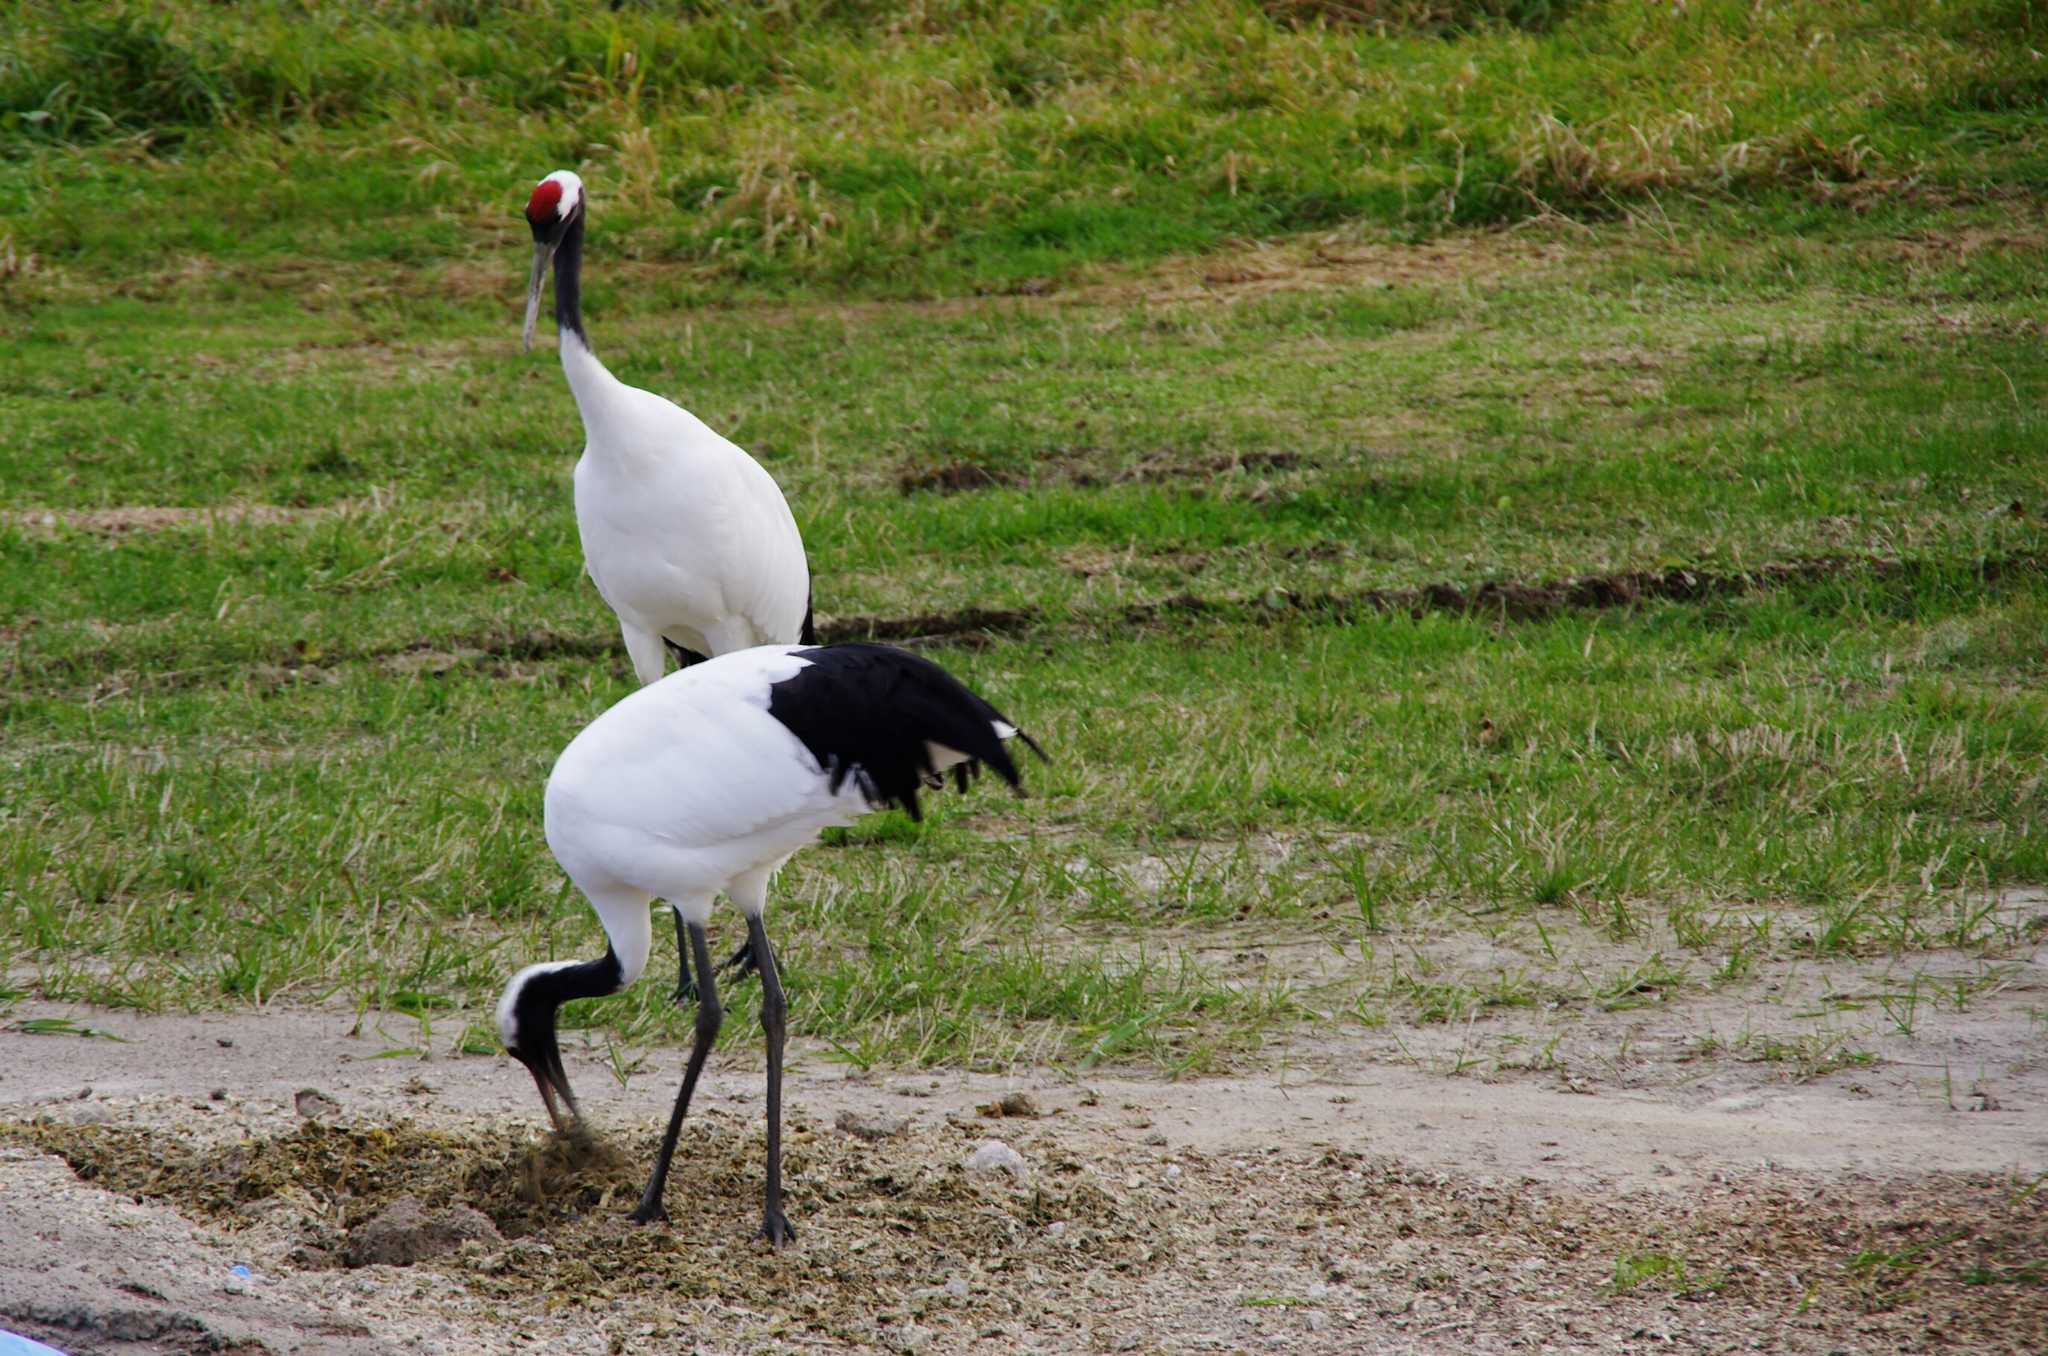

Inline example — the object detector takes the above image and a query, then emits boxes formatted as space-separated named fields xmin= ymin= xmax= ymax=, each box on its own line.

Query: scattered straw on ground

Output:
xmin=11 ymin=1111 xmax=2042 ymax=1353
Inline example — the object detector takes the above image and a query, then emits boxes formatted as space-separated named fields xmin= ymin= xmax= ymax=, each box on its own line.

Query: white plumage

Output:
xmin=542 ymin=647 xmax=862 ymax=966
xmin=497 ymin=642 xmax=1041 ymax=1244
xmin=523 ymin=170 xmax=812 ymax=682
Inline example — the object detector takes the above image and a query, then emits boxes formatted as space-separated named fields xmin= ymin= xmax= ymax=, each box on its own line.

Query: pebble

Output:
xmin=878 ymin=1321 xmax=932 ymax=1350
xmin=995 ymin=1092 xmax=1041 ymax=1118
xmin=965 ymin=1139 xmax=1028 ymax=1179
xmin=835 ymin=1109 xmax=911 ymax=1141
xmin=295 ymin=1087 xmax=342 ymax=1120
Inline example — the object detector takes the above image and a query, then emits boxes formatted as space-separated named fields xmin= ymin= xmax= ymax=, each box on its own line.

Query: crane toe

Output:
xmin=760 ymin=1208 xmax=797 ymax=1247
xmin=715 ymin=939 xmax=759 ymax=983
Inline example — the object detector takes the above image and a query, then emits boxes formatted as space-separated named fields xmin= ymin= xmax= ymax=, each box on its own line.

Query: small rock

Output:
xmin=879 ymin=1321 xmax=932 ymax=1351
xmin=836 ymin=1109 xmax=911 ymax=1141
xmin=295 ymin=1088 xmax=341 ymax=1120
xmin=287 ymin=1244 xmax=340 ymax=1272
xmin=977 ymin=1091 xmax=1041 ymax=1119
xmin=344 ymin=1197 xmax=501 ymax=1268
xmin=965 ymin=1139 xmax=1028 ymax=1179
xmin=210 ymin=1087 xmax=228 ymax=1101
xmin=61 ymin=1103 xmax=112 ymax=1126
xmin=217 ymin=1037 xmax=235 ymax=1049
xmin=943 ymin=1275 xmax=969 ymax=1301
xmin=1145 ymin=1132 xmax=1168 ymax=1147
xmin=236 ymin=1195 xmax=314 ymax=1229
xmin=1307 ymin=1311 xmax=1330 ymax=1332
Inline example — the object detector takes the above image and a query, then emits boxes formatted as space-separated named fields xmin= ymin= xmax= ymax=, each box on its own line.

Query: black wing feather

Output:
xmin=765 ymin=642 xmax=1034 ymax=820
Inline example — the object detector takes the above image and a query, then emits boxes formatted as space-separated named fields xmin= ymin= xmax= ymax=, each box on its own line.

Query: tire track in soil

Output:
xmin=10 ymin=549 xmax=2042 ymax=699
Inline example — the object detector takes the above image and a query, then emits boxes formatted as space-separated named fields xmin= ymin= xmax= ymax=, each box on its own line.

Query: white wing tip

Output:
xmin=993 ymin=721 xmax=1018 ymax=740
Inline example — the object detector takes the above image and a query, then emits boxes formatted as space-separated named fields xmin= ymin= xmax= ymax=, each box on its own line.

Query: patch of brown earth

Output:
xmin=10 ymin=503 xmax=360 ymax=536
xmin=898 ymin=449 xmax=1308 ymax=496
xmin=821 ymin=548 xmax=2047 ymax=645
xmin=4 ymin=1077 xmax=2042 ymax=1355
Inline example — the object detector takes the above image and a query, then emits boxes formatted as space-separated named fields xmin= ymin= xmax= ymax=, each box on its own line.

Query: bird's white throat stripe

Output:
xmin=497 ymin=959 xmax=578 ymax=1047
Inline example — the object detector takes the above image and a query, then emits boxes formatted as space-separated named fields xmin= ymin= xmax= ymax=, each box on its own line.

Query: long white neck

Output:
xmin=547 ymin=210 xmax=628 ymax=433
xmin=558 ymin=328 xmax=622 ymax=428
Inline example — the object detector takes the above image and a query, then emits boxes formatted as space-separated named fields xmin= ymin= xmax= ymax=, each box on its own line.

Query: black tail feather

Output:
xmin=766 ymin=642 xmax=1036 ymax=819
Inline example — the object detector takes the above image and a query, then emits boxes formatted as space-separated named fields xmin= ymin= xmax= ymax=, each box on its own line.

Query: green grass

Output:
xmin=1 ymin=1 xmax=2045 ymax=1072
xmin=3 ymin=1 xmax=2044 ymax=294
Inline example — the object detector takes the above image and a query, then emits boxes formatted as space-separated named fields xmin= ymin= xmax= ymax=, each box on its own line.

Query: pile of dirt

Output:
xmin=9 ymin=1110 xmax=2043 ymax=1353
xmin=14 ymin=1116 xmax=1168 ymax=1340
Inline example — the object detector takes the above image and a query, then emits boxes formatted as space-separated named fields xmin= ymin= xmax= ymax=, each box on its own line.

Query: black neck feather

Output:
xmin=512 ymin=948 xmax=621 ymax=1052
xmin=553 ymin=212 xmax=588 ymax=346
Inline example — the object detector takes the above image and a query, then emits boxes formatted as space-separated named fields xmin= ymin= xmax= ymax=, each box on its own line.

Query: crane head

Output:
xmin=522 ymin=170 xmax=585 ymax=351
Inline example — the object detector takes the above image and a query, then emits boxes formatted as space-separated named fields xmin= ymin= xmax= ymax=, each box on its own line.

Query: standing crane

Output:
xmin=497 ymin=641 xmax=1043 ymax=1244
xmin=522 ymin=170 xmax=814 ymax=680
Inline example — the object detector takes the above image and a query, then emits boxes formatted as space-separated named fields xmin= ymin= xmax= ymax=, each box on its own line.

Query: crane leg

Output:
xmin=631 ymin=921 xmax=720 ymax=1225
xmin=669 ymin=908 xmax=697 ymax=1008
xmin=747 ymin=914 xmax=796 ymax=1246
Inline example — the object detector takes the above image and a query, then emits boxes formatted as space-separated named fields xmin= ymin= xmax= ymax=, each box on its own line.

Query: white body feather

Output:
xmin=542 ymin=646 xmax=867 ymax=986
xmin=560 ymin=333 xmax=809 ymax=682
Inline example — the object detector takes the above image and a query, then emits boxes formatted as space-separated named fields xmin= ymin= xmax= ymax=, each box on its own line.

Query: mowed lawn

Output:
xmin=1 ymin=0 xmax=2045 ymax=1072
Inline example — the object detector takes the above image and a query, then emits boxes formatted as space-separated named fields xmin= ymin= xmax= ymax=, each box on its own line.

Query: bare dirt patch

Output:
xmin=9 ymin=503 xmax=360 ymax=537
xmin=897 ymin=449 xmax=1309 ymax=496
xmin=1087 ymin=226 xmax=1567 ymax=307
xmin=1 ymin=983 xmax=2042 ymax=1354
xmin=820 ymin=547 xmax=2048 ymax=646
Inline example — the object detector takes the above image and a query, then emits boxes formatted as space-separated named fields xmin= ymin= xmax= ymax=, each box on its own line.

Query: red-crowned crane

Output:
xmin=522 ymin=170 xmax=814 ymax=680
xmin=496 ymin=641 xmax=1044 ymax=1244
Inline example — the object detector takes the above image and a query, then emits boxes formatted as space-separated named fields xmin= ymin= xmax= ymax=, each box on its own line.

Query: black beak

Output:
xmin=513 ymin=1038 xmax=583 ymax=1139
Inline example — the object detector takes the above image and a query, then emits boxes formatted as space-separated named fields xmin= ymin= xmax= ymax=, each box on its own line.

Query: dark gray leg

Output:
xmin=670 ymin=908 xmax=696 ymax=1007
xmin=631 ymin=922 xmax=720 ymax=1225
xmin=747 ymin=915 xmax=795 ymax=1246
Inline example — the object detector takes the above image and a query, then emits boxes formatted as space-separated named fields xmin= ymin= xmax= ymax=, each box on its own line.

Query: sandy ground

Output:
xmin=2 ymin=943 xmax=2044 ymax=1355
